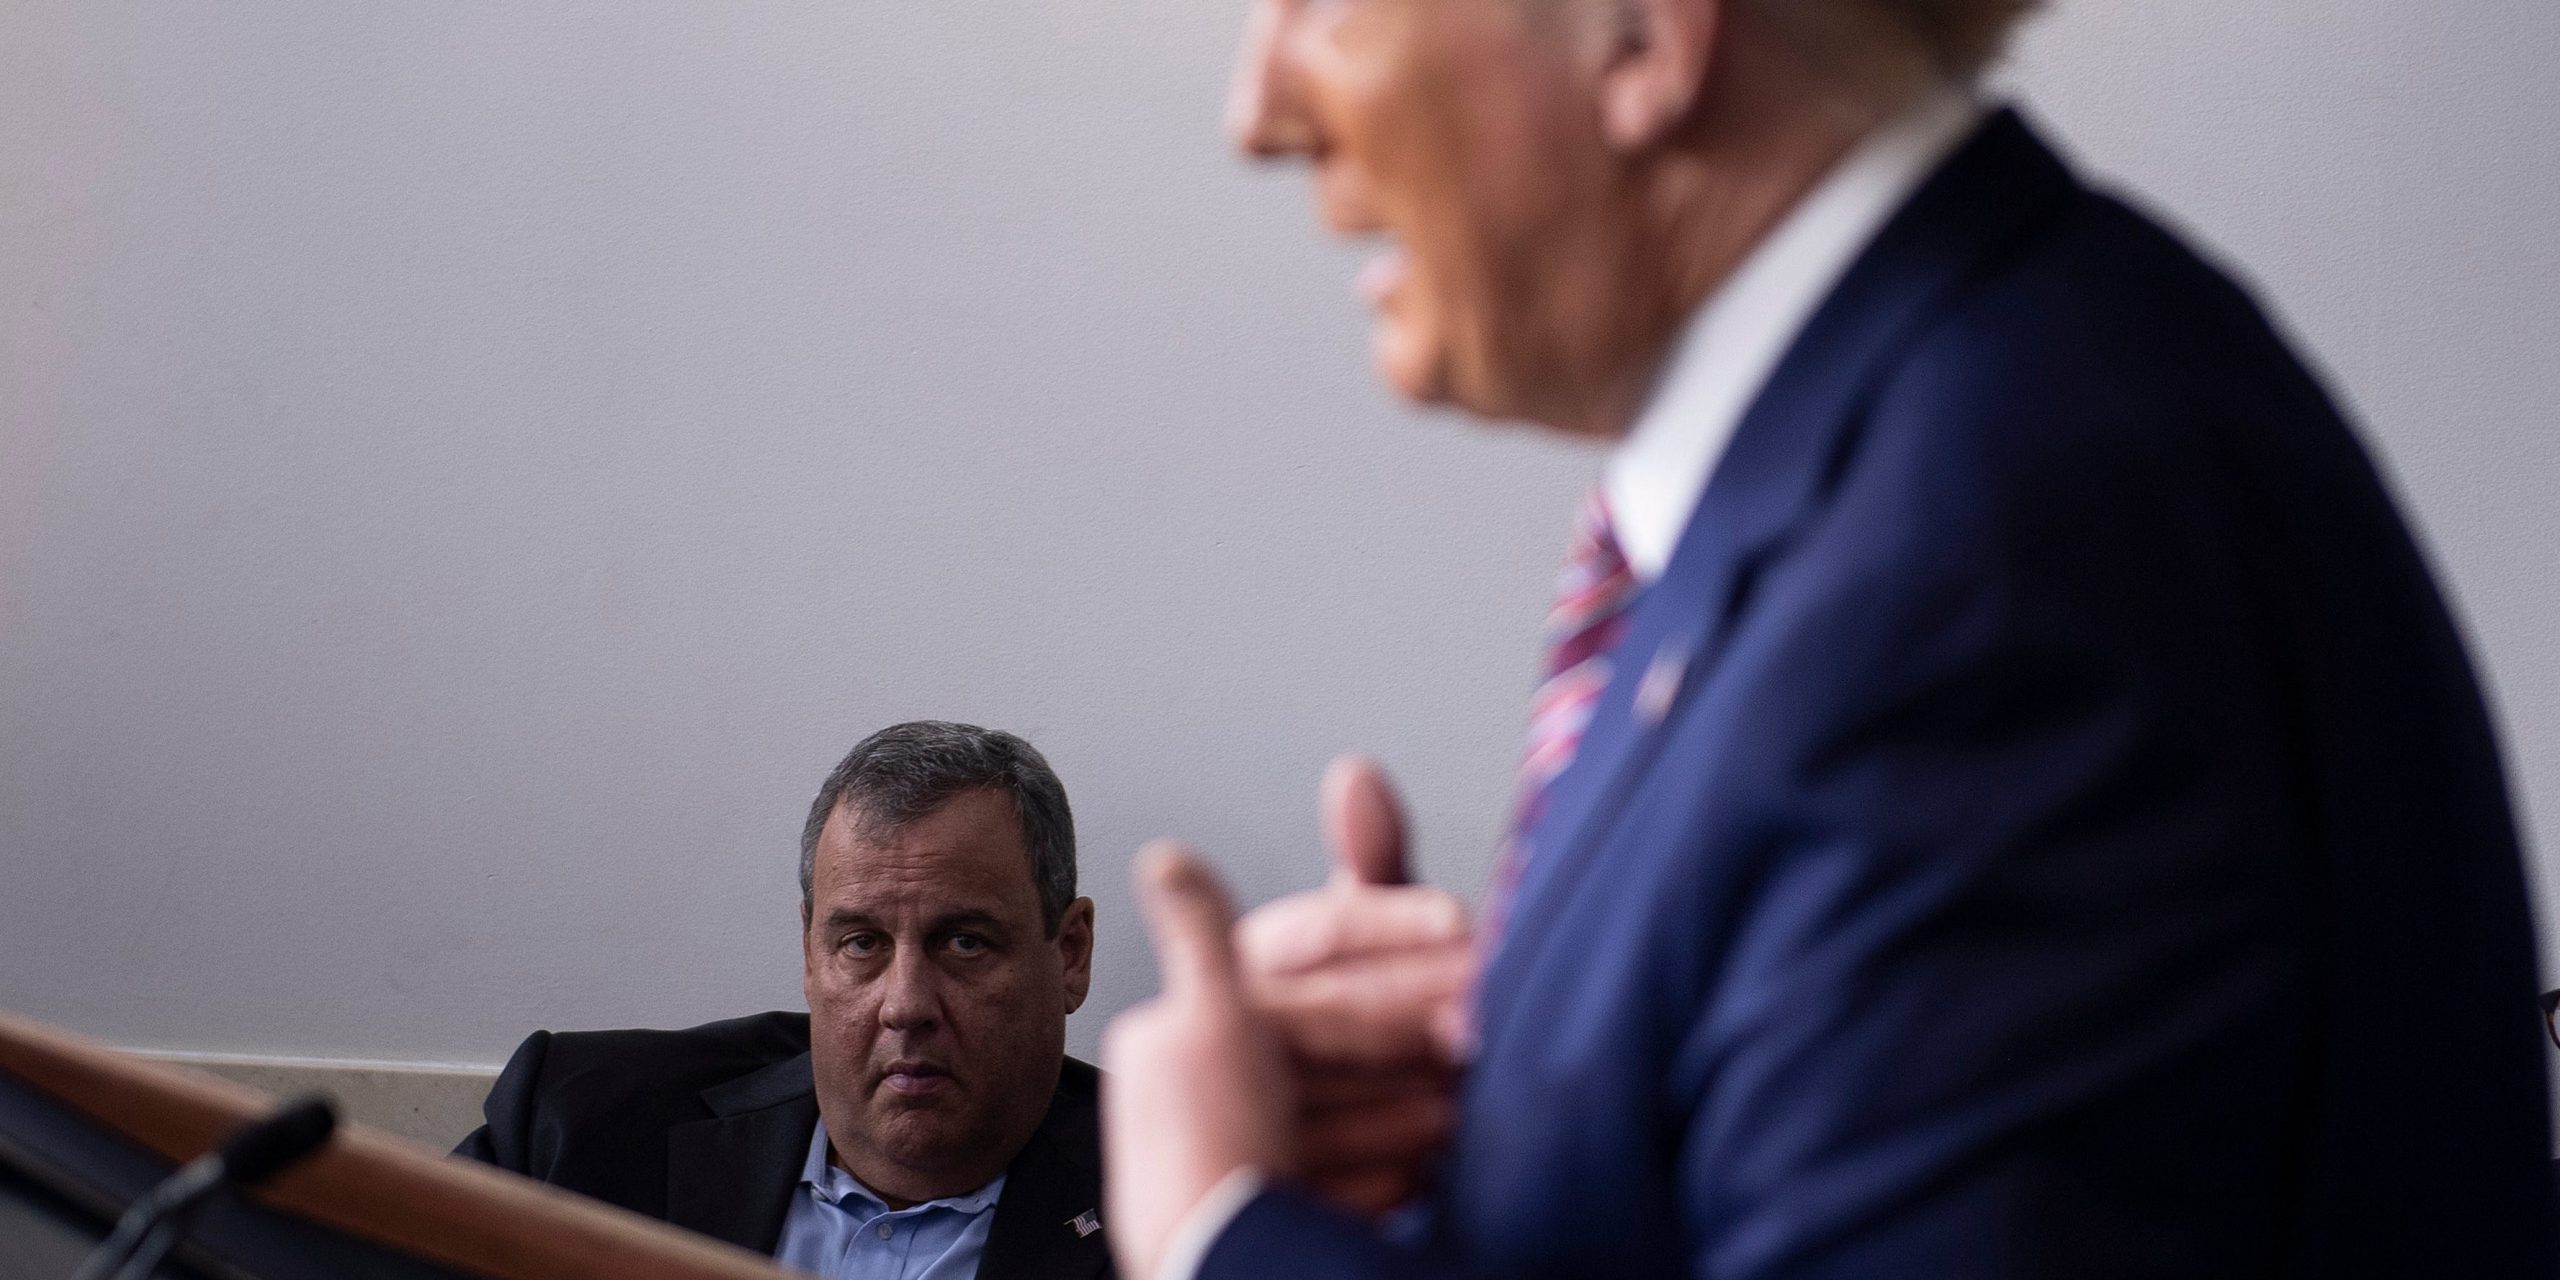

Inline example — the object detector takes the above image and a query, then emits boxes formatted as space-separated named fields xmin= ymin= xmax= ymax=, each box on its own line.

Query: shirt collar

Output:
xmin=1603 ymin=89 xmax=1988 ymax=582
xmin=798 ymin=1119 xmax=1008 ymax=1217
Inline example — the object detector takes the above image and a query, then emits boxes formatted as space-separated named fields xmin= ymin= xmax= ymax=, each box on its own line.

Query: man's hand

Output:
xmin=1103 ymin=845 xmax=1293 ymax=1280
xmin=1237 ymin=757 xmax=1475 ymax=1214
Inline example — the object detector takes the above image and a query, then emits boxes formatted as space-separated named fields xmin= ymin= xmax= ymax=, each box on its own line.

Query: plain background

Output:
xmin=4 ymin=2 xmax=2555 ymax=1072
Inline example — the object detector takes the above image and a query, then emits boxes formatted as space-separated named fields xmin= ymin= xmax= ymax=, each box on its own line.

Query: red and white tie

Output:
xmin=1483 ymin=486 xmax=1640 ymax=947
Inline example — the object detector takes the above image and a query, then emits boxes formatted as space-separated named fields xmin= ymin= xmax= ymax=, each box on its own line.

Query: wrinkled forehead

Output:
xmin=810 ymin=790 xmax=1041 ymax=918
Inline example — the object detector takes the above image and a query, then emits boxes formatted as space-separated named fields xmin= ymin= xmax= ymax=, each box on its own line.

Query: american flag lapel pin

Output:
xmin=1634 ymin=637 xmax=1692 ymax=727
xmin=1068 ymin=1209 xmax=1102 ymax=1238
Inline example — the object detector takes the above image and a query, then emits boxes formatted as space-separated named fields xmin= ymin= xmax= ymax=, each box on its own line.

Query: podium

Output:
xmin=0 ymin=1009 xmax=796 ymax=1279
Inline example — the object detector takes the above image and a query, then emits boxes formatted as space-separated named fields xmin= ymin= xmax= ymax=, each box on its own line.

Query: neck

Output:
xmin=1549 ymin=27 xmax=1932 ymax=439
xmin=831 ymin=1139 xmax=988 ymax=1211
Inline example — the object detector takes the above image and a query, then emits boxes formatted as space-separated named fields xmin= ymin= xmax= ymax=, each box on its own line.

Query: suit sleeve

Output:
xmin=1667 ymin=499 xmax=2301 ymax=1276
xmin=1638 ymin=345 xmax=2326 ymax=1278
xmin=1199 ymin=1187 xmax=1469 ymax=1280
xmin=1203 ymin=383 xmax=2305 ymax=1278
xmin=452 ymin=1029 xmax=554 ymax=1171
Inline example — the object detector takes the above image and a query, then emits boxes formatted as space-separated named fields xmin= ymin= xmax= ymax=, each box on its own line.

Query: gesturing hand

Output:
xmin=1102 ymin=845 xmax=1294 ymax=1280
xmin=1238 ymin=757 xmax=1475 ymax=1215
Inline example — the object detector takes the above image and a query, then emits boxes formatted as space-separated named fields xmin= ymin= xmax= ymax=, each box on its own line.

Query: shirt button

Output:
xmin=876 ymin=1223 xmax=893 ymax=1240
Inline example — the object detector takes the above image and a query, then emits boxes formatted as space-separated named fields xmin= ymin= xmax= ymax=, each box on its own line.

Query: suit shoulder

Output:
xmin=1036 ymin=1057 xmax=1104 ymax=1170
xmin=1056 ymin=1055 xmax=1101 ymax=1104
xmin=1889 ymin=187 xmax=2342 ymax=463
xmin=522 ymin=1010 xmax=809 ymax=1109
xmin=1831 ymin=188 xmax=2371 ymax=570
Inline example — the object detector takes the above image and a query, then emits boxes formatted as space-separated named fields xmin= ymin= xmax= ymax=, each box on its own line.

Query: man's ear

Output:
xmin=1596 ymin=0 xmax=1720 ymax=151
xmin=1056 ymin=897 xmax=1097 ymax=1014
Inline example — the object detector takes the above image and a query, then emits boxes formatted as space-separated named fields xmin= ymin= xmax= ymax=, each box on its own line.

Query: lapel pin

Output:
xmin=1068 ymin=1209 xmax=1102 ymax=1238
xmin=1634 ymin=638 xmax=1692 ymax=726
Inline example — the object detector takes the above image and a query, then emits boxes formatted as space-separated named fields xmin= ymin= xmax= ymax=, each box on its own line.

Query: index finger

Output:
xmin=1238 ymin=883 xmax=1470 ymax=976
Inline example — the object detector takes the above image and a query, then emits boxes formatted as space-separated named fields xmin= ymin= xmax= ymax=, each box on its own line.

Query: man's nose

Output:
xmin=1228 ymin=0 xmax=1317 ymax=158
xmin=877 ymin=948 xmax=942 ymax=1031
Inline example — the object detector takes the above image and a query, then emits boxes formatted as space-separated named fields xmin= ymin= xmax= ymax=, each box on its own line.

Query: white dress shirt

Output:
xmin=1153 ymin=88 xmax=1989 ymax=1280
xmin=1605 ymin=88 xmax=1986 ymax=584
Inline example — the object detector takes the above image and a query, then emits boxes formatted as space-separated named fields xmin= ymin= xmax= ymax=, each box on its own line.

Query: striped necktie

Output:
xmin=1483 ymin=486 xmax=1639 ymax=947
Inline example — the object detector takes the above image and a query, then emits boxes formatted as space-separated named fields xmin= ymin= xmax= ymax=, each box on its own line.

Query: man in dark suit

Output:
xmin=461 ymin=722 xmax=1113 ymax=1280
xmin=1100 ymin=1 xmax=2551 ymax=1278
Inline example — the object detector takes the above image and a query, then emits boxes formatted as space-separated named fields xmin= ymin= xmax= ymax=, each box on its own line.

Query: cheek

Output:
xmin=805 ymin=974 xmax=880 ymax=1047
xmin=1428 ymin=187 xmax=1600 ymax=408
xmin=1353 ymin=147 xmax=1477 ymax=400
xmin=950 ymin=968 xmax=1062 ymax=1042
xmin=806 ymin=1009 xmax=876 ymax=1085
xmin=1366 ymin=123 xmax=1547 ymax=382
xmin=1375 ymin=193 xmax=1516 ymax=407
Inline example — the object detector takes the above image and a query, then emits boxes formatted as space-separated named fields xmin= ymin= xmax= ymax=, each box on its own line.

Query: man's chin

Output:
xmin=869 ymin=1081 xmax=965 ymax=1118
xmin=1373 ymin=327 xmax=1451 ymax=407
xmin=862 ymin=1111 xmax=970 ymax=1167
xmin=1379 ymin=341 xmax=1529 ymax=427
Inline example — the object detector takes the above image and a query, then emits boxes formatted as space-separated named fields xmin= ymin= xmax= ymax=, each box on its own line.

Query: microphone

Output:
xmin=70 ymin=1095 xmax=338 ymax=1280
xmin=200 ymin=1097 xmax=337 ymax=1188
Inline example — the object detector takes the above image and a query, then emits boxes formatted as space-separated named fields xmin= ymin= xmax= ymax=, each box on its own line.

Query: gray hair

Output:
xmin=799 ymin=721 xmax=1078 ymax=935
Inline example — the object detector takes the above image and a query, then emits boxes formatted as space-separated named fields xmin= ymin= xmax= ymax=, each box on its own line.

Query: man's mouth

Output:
xmin=1359 ymin=240 xmax=1409 ymax=310
xmin=877 ymin=1060 xmax=955 ymax=1097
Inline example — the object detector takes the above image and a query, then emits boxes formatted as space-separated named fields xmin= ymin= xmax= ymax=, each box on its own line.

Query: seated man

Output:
xmin=458 ymin=721 xmax=1111 ymax=1280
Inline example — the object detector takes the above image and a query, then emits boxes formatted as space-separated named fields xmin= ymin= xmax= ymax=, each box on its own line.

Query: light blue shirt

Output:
xmin=772 ymin=1120 xmax=1005 ymax=1280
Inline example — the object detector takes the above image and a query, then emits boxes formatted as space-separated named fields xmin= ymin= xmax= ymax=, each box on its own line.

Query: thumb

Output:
xmin=1135 ymin=841 xmax=1244 ymax=1000
xmin=1322 ymin=755 xmax=1410 ymax=887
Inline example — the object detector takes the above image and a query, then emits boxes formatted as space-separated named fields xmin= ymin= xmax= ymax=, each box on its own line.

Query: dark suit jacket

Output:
xmin=456 ymin=1011 xmax=1112 ymax=1280
xmin=1205 ymin=109 xmax=2552 ymax=1278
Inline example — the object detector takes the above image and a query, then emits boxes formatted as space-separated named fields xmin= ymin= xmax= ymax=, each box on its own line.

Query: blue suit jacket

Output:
xmin=1204 ymin=111 xmax=2550 ymax=1278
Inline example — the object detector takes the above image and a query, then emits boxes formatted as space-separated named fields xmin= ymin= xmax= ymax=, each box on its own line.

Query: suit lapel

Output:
xmin=665 ymin=1051 xmax=820 ymax=1255
xmin=1478 ymin=110 xmax=2081 ymax=1044
xmin=979 ymin=1060 xmax=1109 ymax=1280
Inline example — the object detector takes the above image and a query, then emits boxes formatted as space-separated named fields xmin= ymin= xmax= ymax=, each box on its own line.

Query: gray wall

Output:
xmin=4 ymin=2 xmax=2555 ymax=1074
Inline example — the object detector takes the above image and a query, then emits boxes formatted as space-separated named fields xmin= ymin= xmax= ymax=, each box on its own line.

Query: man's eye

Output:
xmin=841 ymin=933 xmax=881 ymax=955
xmin=948 ymin=934 xmax=986 ymax=956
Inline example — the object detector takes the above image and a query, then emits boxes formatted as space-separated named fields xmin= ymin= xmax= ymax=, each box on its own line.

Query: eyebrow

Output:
xmin=926 ymin=909 xmax=1009 ymax=935
xmin=816 ymin=907 xmax=1010 ymax=934
xmin=818 ymin=908 xmax=873 ymax=933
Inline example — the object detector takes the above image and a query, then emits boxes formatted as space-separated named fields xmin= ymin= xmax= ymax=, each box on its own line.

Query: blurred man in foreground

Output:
xmin=463 ymin=722 xmax=1113 ymax=1279
xmin=1102 ymin=0 xmax=2550 ymax=1277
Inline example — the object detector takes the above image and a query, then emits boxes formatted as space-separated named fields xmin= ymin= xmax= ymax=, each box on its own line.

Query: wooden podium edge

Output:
xmin=0 ymin=1009 xmax=794 ymax=1280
